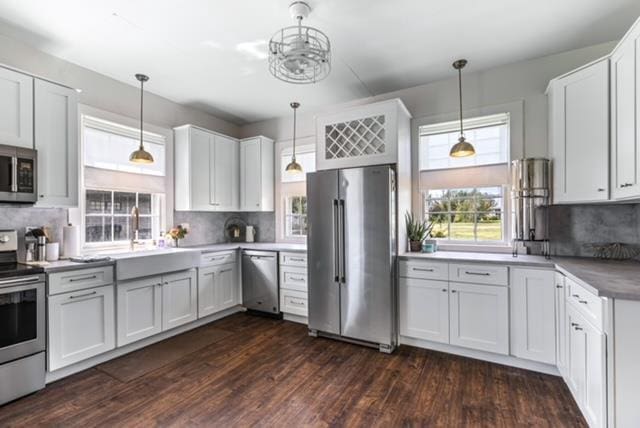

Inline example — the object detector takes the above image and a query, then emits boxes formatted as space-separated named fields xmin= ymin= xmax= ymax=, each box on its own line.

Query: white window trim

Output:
xmin=72 ymin=104 xmax=174 ymax=251
xmin=412 ymin=101 xmax=523 ymax=252
xmin=275 ymin=135 xmax=315 ymax=244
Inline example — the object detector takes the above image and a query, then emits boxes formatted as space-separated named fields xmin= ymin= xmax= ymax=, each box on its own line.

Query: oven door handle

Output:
xmin=0 ymin=275 xmax=42 ymax=287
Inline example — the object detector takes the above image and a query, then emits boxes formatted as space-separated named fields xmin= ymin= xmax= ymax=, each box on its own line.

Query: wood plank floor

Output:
xmin=0 ymin=313 xmax=586 ymax=427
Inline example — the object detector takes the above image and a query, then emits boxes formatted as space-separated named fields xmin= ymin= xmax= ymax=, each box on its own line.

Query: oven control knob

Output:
xmin=0 ymin=235 xmax=10 ymax=243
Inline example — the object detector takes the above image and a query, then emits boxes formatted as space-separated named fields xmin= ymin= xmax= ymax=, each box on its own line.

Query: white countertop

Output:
xmin=191 ymin=242 xmax=307 ymax=253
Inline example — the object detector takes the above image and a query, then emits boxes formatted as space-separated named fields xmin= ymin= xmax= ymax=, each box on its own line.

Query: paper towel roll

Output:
xmin=63 ymin=225 xmax=80 ymax=258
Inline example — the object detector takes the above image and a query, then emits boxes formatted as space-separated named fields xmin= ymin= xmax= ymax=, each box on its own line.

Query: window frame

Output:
xmin=275 ymin=136 xmax=315 ymax=244
xmin=413 ymin=101 xmax=524 ymax=252
xmin=74 ymin=105 xmax=174 ymax=252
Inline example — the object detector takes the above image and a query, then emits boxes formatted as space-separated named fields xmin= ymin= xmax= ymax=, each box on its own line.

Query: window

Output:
xmin=419 ymin=113 xmax=510 ymax=246
xmin=80 ymin=113 xmax=168 ymax=247
xmin=85 ymin=190 xmax=164 ymax=243
xmin=278 ymin=143 xmax=315 ymax=242
xmin=426 ymin=187 xmax=504 ymax=243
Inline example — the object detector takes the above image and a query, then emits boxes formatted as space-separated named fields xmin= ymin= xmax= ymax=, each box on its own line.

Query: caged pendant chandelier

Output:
xmin=449 ymin=59 xmax=476 ymax=158
xmin=268 ymin=1 xmax=331 ymax=84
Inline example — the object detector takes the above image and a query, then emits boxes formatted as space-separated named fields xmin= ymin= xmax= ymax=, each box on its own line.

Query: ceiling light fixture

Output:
xmin=129 ymin=74 xmax=154 ymax=164
xmin=269 ymin=1 xmax=331 ymax=84
xmin=285 ymin=102 xmax=303 ymax=174
xmin=449 ymin=59 xmax=476 ymax=158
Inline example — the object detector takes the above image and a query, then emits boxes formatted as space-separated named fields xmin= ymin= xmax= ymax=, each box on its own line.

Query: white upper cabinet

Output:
xmin=34 ymin=79 xmax=79 ymax=207
xmin=315 ymin=98 xmax=411 ymax=171
xmin=510 ymin=268 xmax=556 ymax=365
xmin=240 ymin=136 xmax=274 ymax=211
xmin=611 ymin=20 xmax=640 ymax=200
xmin=0 ymin=67 xmax=33 ymax=148
xmin=548 ymin=58 xmax=609 ymax=203
xmin=174 ymin=125 xmax=239 ymax=211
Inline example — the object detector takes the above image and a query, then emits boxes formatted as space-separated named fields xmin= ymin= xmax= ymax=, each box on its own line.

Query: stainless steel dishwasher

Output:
xmin=242 ymin=250 xmax=279 ymax=316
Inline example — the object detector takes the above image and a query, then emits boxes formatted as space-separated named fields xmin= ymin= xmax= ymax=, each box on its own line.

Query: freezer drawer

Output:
xmin=241 ymin=250 xmax=279 ymax=315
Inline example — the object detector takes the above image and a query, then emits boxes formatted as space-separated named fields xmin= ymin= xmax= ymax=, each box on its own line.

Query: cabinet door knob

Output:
xmin=556 ymin=284 xmax=563 ymax=288
xmin=451 ymin=290 xmax=457 ymax=293
xmin=441 ymin=288 xmax=447 ymax=292
xmin=597 ymin=188 xmax=605 ymax=192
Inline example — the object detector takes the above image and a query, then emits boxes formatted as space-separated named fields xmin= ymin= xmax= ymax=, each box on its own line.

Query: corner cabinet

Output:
xmin=174 ymin=125 xmax=239 ymax=211
xmin=0 ymin=67 xmax=33 ymax=148
xmin=240 ymin=136 xmax=274 ymax=211
xmin=547 ymin=58 xmax=610 ymax=204
xmin=611 ymin=19 xmax=640 ymax=200
xmin=315 ymin=98 xmax=411 ymax=171
xmin=34 ymin=79 xmax=79 ymax=207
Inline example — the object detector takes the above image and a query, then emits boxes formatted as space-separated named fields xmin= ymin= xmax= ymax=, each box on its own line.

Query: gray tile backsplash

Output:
xmin=0 ymin=205 xmax=68 ymax=259
xmin=173 ymin=211 xmax=275 ymax=247
xmin=546 ymin=204 xmax=640 ymax=257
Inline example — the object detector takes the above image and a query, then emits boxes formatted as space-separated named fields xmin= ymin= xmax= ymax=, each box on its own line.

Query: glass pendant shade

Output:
xmin=449 ymin=59 xmax=476 ymax=158
xmin=130 ymin=73 xmax=154 ymax=164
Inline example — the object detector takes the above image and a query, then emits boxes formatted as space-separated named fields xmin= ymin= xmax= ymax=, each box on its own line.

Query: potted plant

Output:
xmin=405 ymin=212 xmax=433 ymax=252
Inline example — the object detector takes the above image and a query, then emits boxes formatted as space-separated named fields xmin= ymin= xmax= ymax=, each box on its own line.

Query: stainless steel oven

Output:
xmin=0 ymin=230 xmax=46 ymax=405
xmin=0 ymin=144 xmax=37 ymax=203
xmin=0 ymin=275 xmax=46 ymax=365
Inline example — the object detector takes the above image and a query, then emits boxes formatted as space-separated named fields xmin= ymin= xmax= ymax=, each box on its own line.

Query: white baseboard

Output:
xmin=283 ymin=313 xmax=308 ymax=325
xmin=400 ymin=335 xmax=560 ymax=376
xmin=46 ymin=306 xmax=243 ymax=384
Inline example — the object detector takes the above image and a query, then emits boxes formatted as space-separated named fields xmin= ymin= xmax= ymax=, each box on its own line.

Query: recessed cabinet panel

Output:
xmin=549 ymin=59 xmax=609 ymax=203
xmin=213 ymin=135 xmax=239 ymax=211
xmin=189 ymin=127 xmax=213 ymax=211
xmin=117 ymin=276 xmax=162 ymax=346
xmin=399 ymin=277 xmax=449 ymax=344
xmin=34 ymin=79 xmax=78 ymax=207
xmin=162 ymin=269 xmax=198 ymax=330
xmin=0 ymin=67 xmax=33 ymax=148
xmin=241 ymin=138 xmax=262 ymax=210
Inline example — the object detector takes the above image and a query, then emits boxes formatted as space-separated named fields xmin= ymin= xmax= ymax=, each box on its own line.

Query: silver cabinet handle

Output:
xmin=578 ymin=300 xmax=588 ymax=304
xmin=621 ymin=183 xmax=634 ymax=188
xmin=556 ymin=284 xmax=563 ymax=288
xmin=208 ymin=256 xmax=225 ymax=261
xmin=464 ymin=271 xmax=490 ymax=276
xmin=289 ymin=276 xmax=305 ymax=282
xmin=69 ymin=275 xmax=98 ymax=282
xmin=0 ymin=275 xmax=41 ymax=286
xmin=597 ymin=188 xmax=606 ymax=192
xmin=441 ymin=288 xmax=447 ymax=292
xmin=69 ymin=290 xmax=97 ymax=299
xmin=413 ymin=268 xmax=434 ymax=272
xmin=451 ymin=289 xmax=457 ymax=293
xmin=220 ymin=268 xmax=233 ymax=273
xmin=290 ymin=258 xmax=305 ymax=262
xmin=572 ymin=294 xmax=580 ymax=298
xmin=289 ymin=299 xmax=305 ymax=306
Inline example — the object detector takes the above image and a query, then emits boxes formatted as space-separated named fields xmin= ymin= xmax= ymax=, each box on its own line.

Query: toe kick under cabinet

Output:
xmin=279 ymin=252 xmax=308 ymax=319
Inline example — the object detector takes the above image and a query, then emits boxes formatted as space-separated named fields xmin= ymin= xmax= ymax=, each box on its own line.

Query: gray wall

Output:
xmin=547 ymin=204 xmax=640 ymax=257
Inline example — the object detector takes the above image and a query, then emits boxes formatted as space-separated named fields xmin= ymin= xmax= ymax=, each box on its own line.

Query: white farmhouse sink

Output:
xmin=107 ymin=248 xmax=201 ymax=281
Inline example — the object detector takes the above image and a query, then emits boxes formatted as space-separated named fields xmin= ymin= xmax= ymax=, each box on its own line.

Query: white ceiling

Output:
xmin=0 ymin=0 xmax=638 ymax=125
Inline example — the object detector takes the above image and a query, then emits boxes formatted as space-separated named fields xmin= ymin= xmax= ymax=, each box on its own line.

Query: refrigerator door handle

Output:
xmin=339 ymin=199 xmax=346 ymax=284
xmin=333 ymin=199 xmax=340 ymax=282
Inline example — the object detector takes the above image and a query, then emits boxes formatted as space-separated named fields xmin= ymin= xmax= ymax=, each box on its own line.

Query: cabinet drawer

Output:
xmin=200 ymin=251 xmax=236 ymax=267
xmin=48 ymin=265 xmax=114 ymax=295
xmin=567 ymin=278 xmax=603 ymax=330
xmin=280 ymin=266 xmax=308 ymax=292
xmin=279 ymin=252 xmax=307 ymax=267
xmin=399 ymin=260 xmax=448 ymax=281
xmin=449 ymin=263 xmax=508 ymax=286
xmin=280 ymin=289 xmax=308 ymax=317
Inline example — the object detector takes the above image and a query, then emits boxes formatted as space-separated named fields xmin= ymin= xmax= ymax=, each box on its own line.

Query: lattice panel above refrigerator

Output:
xmin=324 ymin=115 xmax=386 ymax=160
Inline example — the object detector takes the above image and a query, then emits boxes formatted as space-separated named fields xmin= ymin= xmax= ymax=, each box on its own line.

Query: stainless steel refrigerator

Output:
xmin=307 ymin=165 xmax=397 ymax=353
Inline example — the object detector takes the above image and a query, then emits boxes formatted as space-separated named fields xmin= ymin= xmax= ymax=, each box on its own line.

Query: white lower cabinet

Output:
xmin=399 ymin=277 xmax=449 ymax=343
xmin=449 ymin=282 xmax=509 ymax=355
xmin=555 ymin=272 xmax=568 ymax=377
xmin=280 ymin=289 xmax=309 ymax=317
xmin=198 ymin=263 xmax=239 ymax=318
xmin=279 ymin=252 xmax=308 ymax=319
xmin=162 ymin=269 xmax=198 ymax=330
xmin=117 ymin=276 xmax=163 ymax=346
xmin=48 ymin=285 xmax=115 ymax=371
xmin=566 ymin=305 xmax=607 ymax=428
xmin=510 ymin=268 xmax=557 ymax=364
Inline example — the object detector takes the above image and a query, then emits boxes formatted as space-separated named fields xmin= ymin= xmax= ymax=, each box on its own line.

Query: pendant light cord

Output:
xmin=292 ymin=104 xmax=297 ymax=160
xmin=139 ymin=78 xmax=144 ymax=150
xmin=458 ymin=67 xmax=464 ymax=138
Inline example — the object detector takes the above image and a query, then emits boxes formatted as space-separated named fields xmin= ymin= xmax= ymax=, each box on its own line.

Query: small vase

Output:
xmin=409 ymin=240 xmax=422 ymax=252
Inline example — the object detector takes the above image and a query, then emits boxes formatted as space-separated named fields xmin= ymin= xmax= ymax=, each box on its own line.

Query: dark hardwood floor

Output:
xmin=0 ymin=313 xmax=586 ymax=427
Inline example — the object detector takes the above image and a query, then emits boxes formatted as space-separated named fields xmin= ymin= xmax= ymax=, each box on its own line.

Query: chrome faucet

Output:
xmin=130 ymin=206 xmax=140 ymax=251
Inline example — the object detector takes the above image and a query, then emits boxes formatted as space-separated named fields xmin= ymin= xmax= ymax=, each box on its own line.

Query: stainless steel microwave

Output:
xmin=0 ymin=144 xmax=37 ymax=203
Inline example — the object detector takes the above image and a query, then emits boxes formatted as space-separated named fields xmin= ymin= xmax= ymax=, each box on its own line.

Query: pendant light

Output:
xmin=129 ymin=73 xmax=154 ymax=164
xmin=285 ymin=102 xmax=303 ymax=174
xmin=449 ymin=59 xmax=476 ymax=158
